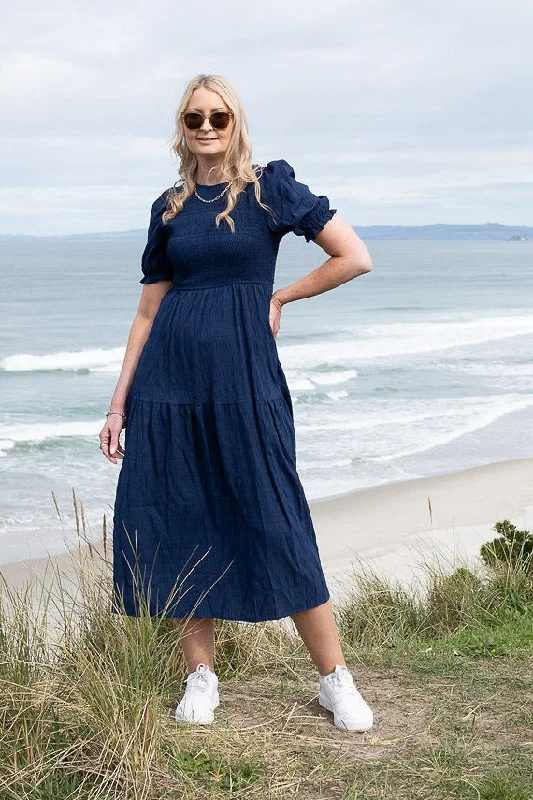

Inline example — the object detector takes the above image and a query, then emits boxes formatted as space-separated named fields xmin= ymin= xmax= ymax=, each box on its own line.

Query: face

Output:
xmin=182 ymin=87 xmax=235 ymax=159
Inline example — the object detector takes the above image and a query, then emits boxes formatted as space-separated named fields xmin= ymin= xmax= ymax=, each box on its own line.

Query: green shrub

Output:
xmin=480 ymin=520 xmax=533 ymax=572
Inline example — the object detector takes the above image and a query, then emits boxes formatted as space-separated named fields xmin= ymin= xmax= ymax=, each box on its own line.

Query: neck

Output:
xmin=195 ymin=157 xmax=234 ymax=186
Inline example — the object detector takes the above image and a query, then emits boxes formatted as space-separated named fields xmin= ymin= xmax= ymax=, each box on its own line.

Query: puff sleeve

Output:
xmin=139 ymin=189 xmax=174 ymax=284
xmin=260 ymin=159 xmax=337 ymax=242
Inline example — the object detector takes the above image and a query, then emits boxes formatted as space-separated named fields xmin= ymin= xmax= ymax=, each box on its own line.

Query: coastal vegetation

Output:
xmin=0 ymin=498 xmax=531 ymax=799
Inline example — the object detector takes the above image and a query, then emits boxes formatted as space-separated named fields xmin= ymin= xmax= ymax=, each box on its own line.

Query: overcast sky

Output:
xmin=1 ymin=0 xmax=531 ymax=235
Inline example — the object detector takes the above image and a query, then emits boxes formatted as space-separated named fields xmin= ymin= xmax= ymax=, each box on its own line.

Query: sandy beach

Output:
xmin=312 ymin=456 xmax=533 ymax=604
xmin=1 ymin=457 xmax=532 ymax=610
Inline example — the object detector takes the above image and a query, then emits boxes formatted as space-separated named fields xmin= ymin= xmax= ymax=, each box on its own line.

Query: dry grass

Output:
xmin=0 ymin=496 xmax=532 ymax=799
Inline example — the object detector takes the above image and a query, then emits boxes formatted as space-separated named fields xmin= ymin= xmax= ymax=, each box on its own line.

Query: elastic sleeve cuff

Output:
xmin=294 ymin=198 xmax=337 ymax=242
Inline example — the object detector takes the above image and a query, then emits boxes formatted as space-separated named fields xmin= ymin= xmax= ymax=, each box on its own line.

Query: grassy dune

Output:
xmin=0 ymin=503 xmax=532 ymax=800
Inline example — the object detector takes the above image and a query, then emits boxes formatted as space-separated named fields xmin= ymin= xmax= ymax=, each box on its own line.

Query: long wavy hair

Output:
xmin=162 ymin=74 xmax=275 ymax=233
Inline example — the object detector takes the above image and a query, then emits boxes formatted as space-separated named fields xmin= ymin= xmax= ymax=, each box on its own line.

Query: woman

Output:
xmin=99 ymin=74 xmax=374 ymax=732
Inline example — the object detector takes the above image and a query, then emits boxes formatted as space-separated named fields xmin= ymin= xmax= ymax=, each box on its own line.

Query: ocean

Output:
xmin=1 ymin=236 xmax=532 ymax=563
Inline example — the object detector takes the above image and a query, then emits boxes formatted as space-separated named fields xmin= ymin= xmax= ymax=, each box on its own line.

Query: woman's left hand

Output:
xmin=269 ymin=296 xmax=283 ymax=340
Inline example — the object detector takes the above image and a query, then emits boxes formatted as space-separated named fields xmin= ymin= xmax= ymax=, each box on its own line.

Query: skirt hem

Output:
xmin=109 ymin=588 xmax=331 ymax=623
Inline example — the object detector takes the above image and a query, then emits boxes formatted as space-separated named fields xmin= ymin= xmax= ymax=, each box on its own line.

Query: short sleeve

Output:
xmin=139 ymin=189 xmax=174 ymax=284
xmin=260 ymin=159 xmax=337 ymax=242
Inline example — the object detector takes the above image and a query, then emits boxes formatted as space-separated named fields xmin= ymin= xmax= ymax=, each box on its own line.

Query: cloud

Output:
xmin=0 ymin=0 xmax=531 ymax=233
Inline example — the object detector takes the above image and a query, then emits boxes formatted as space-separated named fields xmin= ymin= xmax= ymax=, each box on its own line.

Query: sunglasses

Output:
xmin=182 ymin=110 xmax=234 ymax=131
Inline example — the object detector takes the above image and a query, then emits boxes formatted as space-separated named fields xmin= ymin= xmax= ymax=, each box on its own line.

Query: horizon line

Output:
xmin=0 ymin=221 xmax=532 ymax=240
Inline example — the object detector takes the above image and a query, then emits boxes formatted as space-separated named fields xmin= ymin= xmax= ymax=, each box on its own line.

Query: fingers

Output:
xmin=101 ymin=442 xmax=125 ymax=463
xmin=270 ymin=321 xmax=280 ymax=340
xmin=269 ymin=312 xmax=280 ymax=339
xmin=268 ymin=305 xmax=281 ymax=342
xmin=99 ymin=425 xmax=125 ymax=463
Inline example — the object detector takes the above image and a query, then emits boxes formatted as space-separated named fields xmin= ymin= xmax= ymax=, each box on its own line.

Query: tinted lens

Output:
xmin=183 ymin=113 xmax=203 ymax=130
xmin=210 ymin=112 xmax=231 ymax=129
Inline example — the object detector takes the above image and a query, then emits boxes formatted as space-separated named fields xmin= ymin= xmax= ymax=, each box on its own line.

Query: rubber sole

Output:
xmin=318 ymin=692 xmax=373 ymax=732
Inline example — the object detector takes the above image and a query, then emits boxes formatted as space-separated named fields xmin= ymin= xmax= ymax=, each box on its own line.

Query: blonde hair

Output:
xmin=162 ymin=73 xmax=274 ymax=232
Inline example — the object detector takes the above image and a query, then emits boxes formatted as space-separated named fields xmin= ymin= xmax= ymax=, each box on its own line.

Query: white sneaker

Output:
xmin=318 ymin=664 xmax=373 ymax=732
xmin=175 ymin=663 xmax=220 ymax=725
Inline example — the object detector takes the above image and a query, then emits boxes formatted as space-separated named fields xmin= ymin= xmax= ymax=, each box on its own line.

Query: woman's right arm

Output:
xmin=99 ymin=281 xmax=172 ymax=464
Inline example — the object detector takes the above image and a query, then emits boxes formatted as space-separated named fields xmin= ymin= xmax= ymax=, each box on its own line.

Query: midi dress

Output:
xmin=111 ymin=158 xmax=336 ymax=622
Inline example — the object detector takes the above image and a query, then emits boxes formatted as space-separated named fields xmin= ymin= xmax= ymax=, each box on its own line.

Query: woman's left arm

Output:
xmin=269 ymin=213 xmax=373 ymax=336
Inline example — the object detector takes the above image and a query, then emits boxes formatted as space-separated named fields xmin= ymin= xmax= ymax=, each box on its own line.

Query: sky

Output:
xmin=1 ymin=0 xmax=531 ymax=235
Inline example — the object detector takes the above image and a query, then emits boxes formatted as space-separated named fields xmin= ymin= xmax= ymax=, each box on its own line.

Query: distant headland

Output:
xmin=0 ymin=223 xmax=530 ymax=242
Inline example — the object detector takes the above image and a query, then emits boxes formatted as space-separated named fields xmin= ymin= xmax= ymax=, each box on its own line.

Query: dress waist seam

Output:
xmin=169 ymin=280 xmax=273 ymax=291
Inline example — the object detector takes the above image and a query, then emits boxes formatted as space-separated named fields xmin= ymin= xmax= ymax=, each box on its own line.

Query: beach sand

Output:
xmin=313 ymin=456 xmax=533 ymax=605
xmin=1 ymin=457 xmax=532 ymax=612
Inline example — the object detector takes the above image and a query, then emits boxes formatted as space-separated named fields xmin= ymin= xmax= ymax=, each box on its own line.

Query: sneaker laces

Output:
xmin=328 ymin=667 xmax=360 ymax=697
xmin=335 ymin=667 xmax=354 ymax=686
xmin=186 ymin=666 xmax=212 ymax=693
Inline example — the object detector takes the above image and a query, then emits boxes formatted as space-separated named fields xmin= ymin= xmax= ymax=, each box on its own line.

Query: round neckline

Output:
xmin=195 ymin=180 xmax=229 ymax=188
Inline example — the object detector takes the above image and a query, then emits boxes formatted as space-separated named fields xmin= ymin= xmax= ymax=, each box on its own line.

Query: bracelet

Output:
xmin=106 ymin=410 xmax=127 ymax=427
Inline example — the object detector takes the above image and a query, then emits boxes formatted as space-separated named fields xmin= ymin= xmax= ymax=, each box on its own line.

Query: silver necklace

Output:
xmin=194 ymin=181 xmax=231 ymax=203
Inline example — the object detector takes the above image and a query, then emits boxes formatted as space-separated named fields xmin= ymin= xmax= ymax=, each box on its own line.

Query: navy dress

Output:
xmin=112 ymin=159 xmax=336 ymax=622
